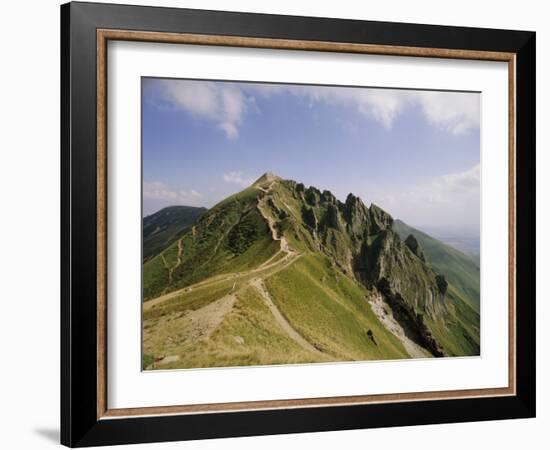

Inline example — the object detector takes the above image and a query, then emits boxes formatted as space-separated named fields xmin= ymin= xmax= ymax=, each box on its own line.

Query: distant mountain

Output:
xmin=142 ymin=174 xmax=480 ymax=370
xmin=143 ymin=205 xmax=206 ymax=262
xmin=414 ymin=226 xmax=480 ymax=254
xmin=393 ymin=220 xmax=480 ymax=309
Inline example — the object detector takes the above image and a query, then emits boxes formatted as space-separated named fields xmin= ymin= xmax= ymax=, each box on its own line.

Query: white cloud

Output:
xmin=364 ymin=164 xmax=480 ymax=232
xmin=143 ymin=181 xmax=202 ymax=205
xmin=417 ymin=91 xmax=480 ymax=135
xmin=432 ymin=163 xmax=480 ymax=196
xmin=402 ymin=164 xmax=480 ymax=207
xmin=248 ymin=84 xmax=406 ymax=130
xmin=355 ymin=89 xmax=409 ymax=129
xmin=222 ymin=171 xmax=255 ymax=187
xmin=218 ymin=122 xmax=239 ymax=140
xmin=249 ymin=84 xmax=479 ymax=134
xmin=152 ymin=79 xmax=480 ymax=138
xmin=156 ymin=80 xmax=247 ymax=139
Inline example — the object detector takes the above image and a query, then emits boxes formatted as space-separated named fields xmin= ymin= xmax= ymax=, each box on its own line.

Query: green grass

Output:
xmin=142 ymin=353 xmax=155 ymax=370
xmin=425 ymin=284 xmax=480 ymax=356
xmin=143 ymin=205 xmax=205 ymax=261
xmin=393 ymin=220 xmax=480 ymax=309
xmin=224 ymin=235 xmax=279 ymax=272
xmin=142 ymin=253 xmax=170 ymax=300
xmin=143 ymin=252 xmax=414 ymax=369
xmin=211 ymin=186 xmax=260 ymax=209
xmin=390 ymin=221 xmax=480 ymax=356
xmin=143 ymin=279 xmax=237 ymax=321
xmin=264 ymin=254 xmax=409 ymax=361
xmin=146 ymin=286 xmax=324 ymax=369
xmin=143 ymin=198 xmax=278 ymax=300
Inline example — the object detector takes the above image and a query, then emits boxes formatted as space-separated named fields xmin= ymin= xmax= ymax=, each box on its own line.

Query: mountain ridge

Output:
xmin=142 ymin=174 xmax=480 ymax=369
xmin=143 ymin=205 xmax=206 ymax=262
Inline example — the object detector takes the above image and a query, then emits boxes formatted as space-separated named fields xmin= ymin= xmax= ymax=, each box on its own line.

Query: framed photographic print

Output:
xmin=60 ymin=2 xmax=536 ymax=447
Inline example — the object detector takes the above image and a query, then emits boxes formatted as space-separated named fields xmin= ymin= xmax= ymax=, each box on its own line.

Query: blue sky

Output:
xmin=142 ymin=78 xmax=480 ymax=234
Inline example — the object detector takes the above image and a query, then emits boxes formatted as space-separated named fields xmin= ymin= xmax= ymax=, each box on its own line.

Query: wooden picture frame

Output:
xmin=61 ymin=2 xmax=535 ymax=447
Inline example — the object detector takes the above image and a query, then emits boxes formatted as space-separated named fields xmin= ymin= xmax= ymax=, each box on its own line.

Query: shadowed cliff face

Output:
xmin=363 ymin=230 xmax=448 ymax=318
xmin=276 ymin=180 xmax=451 ymax=356
xmin=289 ymin=181 xmax=448 ymax=321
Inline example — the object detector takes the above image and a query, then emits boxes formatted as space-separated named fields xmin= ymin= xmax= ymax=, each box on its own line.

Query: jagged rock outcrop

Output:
xmin=343 ymin=193 xmax=371 ymax=238
xmin=369 ymin=203 xmax=394 ymax=233
xmin=435 ymin=274 xmax=448 ymax=295
xmin=361 ymin=229 xmax=447 ymax=317
xmin=321 ymin=190 xmax=336 ymax=204
xmin=284 ymin=180 xmax=448 ymax=318
xmin=404 ymin=234 xmax=426 ymax=262
xmin=277 ymin=178 xmax=449 ymax=356
xmin=304 ymin=186 xmax=321 ymax=206
xmin=377 ymin=278 xmax=445 ymax=357
xmin=324 ymin=203 xmax=344 ymax=231
xmin=301 ymin=205 xmax=318 ymax=230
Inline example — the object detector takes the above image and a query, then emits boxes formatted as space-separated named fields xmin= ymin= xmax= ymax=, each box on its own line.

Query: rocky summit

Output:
xmin=142 ymin=173 xmax=480 ymax=370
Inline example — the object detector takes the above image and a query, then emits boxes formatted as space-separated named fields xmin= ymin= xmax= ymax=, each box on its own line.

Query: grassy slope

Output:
xmin=425 ymin=284 xmax=480 ymax=356
xmin=265 ymin=254 xmax=409 ymax=361
xmin=143 ymin=253 xmax=409 ymax=369
xmin=145 ymin=286 xmax=325 ymax=369
xmin=143 ymin=205 xmax=206 ymax=261
xmin=392 ymin=220 xmax=480 ymax=356
xmin=144 ymin=278 xmax=238 ymax=321
xmin=393 ymin=219 xmax=480 ymax=309
xmin=143 ymin=187 xmax=279 ymax=300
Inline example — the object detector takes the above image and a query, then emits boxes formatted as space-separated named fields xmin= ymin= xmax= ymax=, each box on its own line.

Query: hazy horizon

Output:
xmin=142 ymin=78 xmax=480 ymax=236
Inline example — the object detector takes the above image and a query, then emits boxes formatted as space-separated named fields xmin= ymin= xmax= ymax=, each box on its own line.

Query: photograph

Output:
xmin=141 ymin=78 xmax=481 ymax=370
xmin=55 ymin=2 xmax=537 ymax=446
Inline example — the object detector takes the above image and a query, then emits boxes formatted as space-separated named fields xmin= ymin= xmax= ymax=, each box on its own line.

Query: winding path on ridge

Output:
xmin=145 ymin=187 xmax=291 ymax=302
xmin=250 ymin=278 xmax=323 ymax=355
xmin=161 ymin=239 xmax=184 ymax=293
xmin=257 ymin=193 xmax=295 ymax=267
xmin=144 ymin=182 xmax=324 ymax=356
xmin=144 ymin=247 xmax=300 ymax=310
